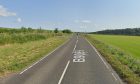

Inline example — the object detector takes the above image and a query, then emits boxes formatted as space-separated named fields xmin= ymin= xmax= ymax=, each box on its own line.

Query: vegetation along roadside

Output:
xmin=85 ymin=34 xmax=140 ymax=84
xmin=0 ymin=27 xmax=71 ymax=77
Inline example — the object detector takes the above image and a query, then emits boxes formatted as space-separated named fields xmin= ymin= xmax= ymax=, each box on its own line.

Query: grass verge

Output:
xmin=0 ymin=36 xmax=69 ymax=77
xmin=85 ymin=34 xmax=140 ymax=84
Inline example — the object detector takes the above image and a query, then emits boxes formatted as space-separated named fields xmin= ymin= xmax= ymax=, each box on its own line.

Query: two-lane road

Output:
xmin=3 ymin=35 xmax=123 ymax=84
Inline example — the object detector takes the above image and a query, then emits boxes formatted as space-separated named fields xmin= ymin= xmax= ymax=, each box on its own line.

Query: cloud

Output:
xmin=74 ymin=20 xmax=91 ymax=23
xmin=0 ymin=5 xmax=16 ymax=17
xmin=81 ymin=20 xmax=91 ymax=23
xmin=17 ymin=17 xmax=22 ymax=22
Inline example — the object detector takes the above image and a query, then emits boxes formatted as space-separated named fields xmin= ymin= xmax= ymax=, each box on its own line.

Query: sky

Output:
xmin=0 ymin=0 xmax=140 ymax=32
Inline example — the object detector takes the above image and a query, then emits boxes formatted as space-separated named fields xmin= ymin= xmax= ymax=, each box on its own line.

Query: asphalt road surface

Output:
xmin=3 ymin=35 xmax=123 ymax=84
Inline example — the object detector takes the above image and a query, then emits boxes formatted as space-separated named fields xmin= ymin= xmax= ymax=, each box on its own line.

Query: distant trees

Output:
xmin=93 ymin=28 xmax=140 ymax=36
xmin=0 ymin=27 xmax=43 ymax=34
xmin=0 ymin=27 xmax=72 ymax=34
xmin=62 ymin=29 xmax=72 ymax=33
xmin=54 ymin=28 xmax=72 ymax=34
xmin=54 ymin=28 xmax=59 ymax=33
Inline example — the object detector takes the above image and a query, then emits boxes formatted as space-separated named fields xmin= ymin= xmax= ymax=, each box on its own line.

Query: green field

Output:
xmin=86 ymin=34 xmax=140 ymax=84
xmin=90 ymin=34 xmax=140 ymax=58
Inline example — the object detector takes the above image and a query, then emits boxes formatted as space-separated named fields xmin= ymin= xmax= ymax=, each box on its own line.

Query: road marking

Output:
xmin=72 ymin=37 xmax=78 ymax=53
xmin=112 ymin=73 xmax=118 ymax=81
xmin=76 ymin=39 xmax=78 ymax=44
xmin=58 ymin=60 xmax=70 ymax=84
xmin=20 ymin=39 xmax=70 ymax=75
xmin=86 ymin=39 xmax=110 ymax=70
xmin=73 ymin=44 xmax=77 ymax=53
xmin=86 ymin=38 xmax=125 ymax=84
xmin=73 ymin=50 xmax=86 ymax=62
xmin=96 ymin=52 xmax=110 ymax=70
xmin=77 ymin=36 xmax=78 ymax=40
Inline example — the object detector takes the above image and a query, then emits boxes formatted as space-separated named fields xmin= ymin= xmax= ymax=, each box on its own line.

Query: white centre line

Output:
xmin=72 ymin=38 xmax=78 ymax=53
xmin=58 ymin=60 xmax=70 ymax=84
xmin=73 ymin=44 xmax=77 ymax=53
xmin=77 ymin=36 xmax=78 ymax=40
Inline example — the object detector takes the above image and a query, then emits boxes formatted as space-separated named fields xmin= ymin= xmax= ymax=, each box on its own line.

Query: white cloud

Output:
xmin=81 ymin=20 xmax=91 ymax=23
xmin=17 ymin=17 xmax=22 ymax=22
xmin=74 ymin=20 xmax=91 ymax=23
xmin=0 ymin=5 xmax=16 ymax=17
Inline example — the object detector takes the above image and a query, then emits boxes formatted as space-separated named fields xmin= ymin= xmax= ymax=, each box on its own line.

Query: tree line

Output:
xmin=54 ymin=28 xmax=72 ymax=34
xmin=0 ymin=27 xmax=72 ymax=34
xmin=92 ymin=28 xmax=140 ymax=36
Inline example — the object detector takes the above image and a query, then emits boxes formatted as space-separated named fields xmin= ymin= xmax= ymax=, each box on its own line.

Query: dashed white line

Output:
xmin=76 ymin=39 xmax=78 ymax=44
xmin=77 ymin=36 xmax=78 ymax=40
xmin=73 ymin=45 xmax=77 ymax=53
xmin=72 ymin=37 xmax=78 ymax=53
xmin=58 ymin=60 xmax=70 ymax=84
xmin=20 ymin=39 xmax=70 ymax=75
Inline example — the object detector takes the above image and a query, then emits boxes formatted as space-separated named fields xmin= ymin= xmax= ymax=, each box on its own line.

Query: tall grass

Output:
xmin=0 ymin=33 xmax=47 ymax=44
xmin=0 ymin=27 xmax=69 ymax=76
xmin=0 ymin=35 xmax=69 ymax=76
xmin=0 ymin=28 xmax=63 ymax=45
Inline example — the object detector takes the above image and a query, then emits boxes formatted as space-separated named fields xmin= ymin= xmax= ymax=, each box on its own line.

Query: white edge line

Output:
xmin=86 ymin=39 xmax=110 ymax=70
xmin=20 ymin=39 xmax=70 ymax=74
xmin=58 ymin=60 xmax=70 ymax=84
xmin=85 ymin=39 xmax=119 ymax=80
xmin=85 ymin=38 xmax=125 ymax=84
xmin=112 ymin=73 xmax=118 ymax=80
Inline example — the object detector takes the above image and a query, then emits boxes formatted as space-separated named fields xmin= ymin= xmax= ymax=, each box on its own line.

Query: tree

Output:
xmin=21 ymin=26 xmax=27 ymax=33
xmin=54 ymin=28 xmax=59 ymax=33
xmin=27 ymin=27 xmax=33 ymax=32
xmin=62 ymin=29 xmax=72 ymax=33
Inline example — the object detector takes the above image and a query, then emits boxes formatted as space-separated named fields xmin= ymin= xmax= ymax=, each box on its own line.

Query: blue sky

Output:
xmin=0 ymin=0 xmax=140 ymax=32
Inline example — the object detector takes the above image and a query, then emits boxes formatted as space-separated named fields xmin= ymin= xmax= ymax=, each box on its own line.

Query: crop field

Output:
xmin=86 ymin=34 xmax=140 ymax=84
xmin=90 ymin=34 xmax=140 ymax=59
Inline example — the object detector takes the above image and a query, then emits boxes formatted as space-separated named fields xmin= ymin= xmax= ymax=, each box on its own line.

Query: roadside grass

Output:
xmin=0 ymin=36 xmax=69 ymax=76
xmin=85 ymin=34 xmax=140 ymax=84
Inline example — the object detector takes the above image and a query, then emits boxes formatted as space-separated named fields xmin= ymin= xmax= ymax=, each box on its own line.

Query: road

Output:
xmin=3 ymin=35 xmax=123 ymax=84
